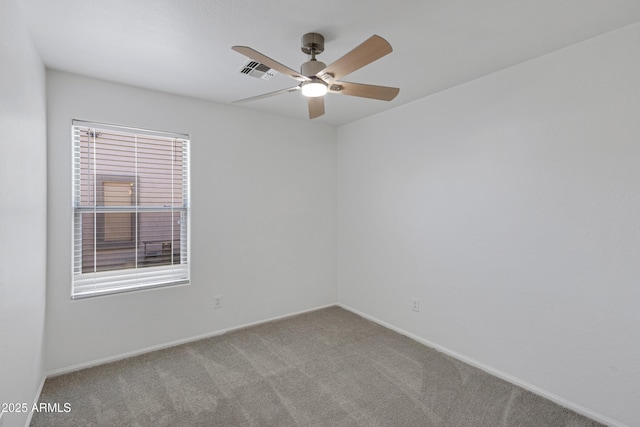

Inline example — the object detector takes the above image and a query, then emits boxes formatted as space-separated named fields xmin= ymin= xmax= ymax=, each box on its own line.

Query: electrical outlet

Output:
xmin=412 ymin=298 xmax=420 ymax=312
xmin=213 ymin=295 xmax=223 ymax=309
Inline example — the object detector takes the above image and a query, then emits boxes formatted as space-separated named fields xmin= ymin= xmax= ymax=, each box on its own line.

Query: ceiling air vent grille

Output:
xmin=240 ymin=61 xmax=277 ymax=80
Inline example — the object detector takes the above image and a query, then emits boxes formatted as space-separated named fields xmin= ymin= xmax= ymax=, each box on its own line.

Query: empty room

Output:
xmin=1 ymin=0 xmax=639 ymax=426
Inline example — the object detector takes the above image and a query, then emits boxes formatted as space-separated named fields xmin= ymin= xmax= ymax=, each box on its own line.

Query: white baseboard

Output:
xmin=337 ymin=303 xmax=626 ymax=427
xmin=23 ymin=375 xmax=47 ymax=427
xmin=46 ymin=303 xmax=337 ymax=378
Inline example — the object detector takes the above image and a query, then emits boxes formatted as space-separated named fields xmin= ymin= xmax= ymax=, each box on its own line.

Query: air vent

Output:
xmin=240 ymin=61 xmax=277 ymax=80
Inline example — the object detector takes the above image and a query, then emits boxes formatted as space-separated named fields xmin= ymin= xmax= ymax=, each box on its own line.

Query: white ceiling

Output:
xmin=20 ymin=0 xmax=640 ymax=126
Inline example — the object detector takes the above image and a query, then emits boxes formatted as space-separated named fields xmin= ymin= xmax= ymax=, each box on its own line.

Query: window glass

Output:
xmin=72 ymin=120 xmax=190 ymax=298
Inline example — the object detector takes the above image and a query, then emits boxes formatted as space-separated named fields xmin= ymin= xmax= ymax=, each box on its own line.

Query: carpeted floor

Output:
xmin=32 ymin=306 xmax=603 ymax=426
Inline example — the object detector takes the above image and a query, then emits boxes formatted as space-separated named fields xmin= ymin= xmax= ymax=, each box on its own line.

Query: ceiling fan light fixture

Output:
xmin=301 ymin=81 xmax=328 ymax=97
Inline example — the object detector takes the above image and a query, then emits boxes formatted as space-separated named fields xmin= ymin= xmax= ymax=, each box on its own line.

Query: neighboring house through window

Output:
xmin=72 ymin=120 xmax=190 ymax=298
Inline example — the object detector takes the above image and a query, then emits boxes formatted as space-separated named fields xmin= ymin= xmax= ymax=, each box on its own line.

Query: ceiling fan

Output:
xmin=232 ymin=33 xmax=399 ymax=119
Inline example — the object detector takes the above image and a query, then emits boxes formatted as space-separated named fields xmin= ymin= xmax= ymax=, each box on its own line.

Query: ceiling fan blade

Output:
xmin=308 ymin=96 xmax=325 ymax=119
xmin=328 ymin=81 xmax=399 ymax=101
xmin=233 ymin=86 xmax=300 ymax=103
xmin=316 ymin=35 xmax=392 ymax=82
xmin=232 ymin=46 xmax=310 ymax=82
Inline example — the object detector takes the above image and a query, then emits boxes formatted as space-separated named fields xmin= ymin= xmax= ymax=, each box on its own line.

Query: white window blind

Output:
xmin=72 ymin=120 xmax=190 ymax=298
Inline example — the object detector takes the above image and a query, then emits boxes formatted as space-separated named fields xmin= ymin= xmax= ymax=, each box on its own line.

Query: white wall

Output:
xmin=337 ymin=23 xmax=640 ymax=427
xmin=45 ymin=70 xmax=337 ymax=372
xmin=0 ymin=0 xmax=47 ymax=426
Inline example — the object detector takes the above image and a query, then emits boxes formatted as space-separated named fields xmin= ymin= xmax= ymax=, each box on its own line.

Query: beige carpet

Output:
xmin=32 ymin=306 xmax=603 ymax=426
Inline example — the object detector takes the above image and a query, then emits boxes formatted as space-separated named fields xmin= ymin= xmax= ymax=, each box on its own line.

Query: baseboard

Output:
xmin=337 ymin=303 xmax=626 ymax=427
xmin=46 ymin=302 xmax=337 ymax=378
xmin=23 ymin=374 xmax=47 ymax=427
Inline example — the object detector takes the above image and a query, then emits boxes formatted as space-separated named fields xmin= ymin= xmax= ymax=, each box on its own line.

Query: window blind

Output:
xmin=72 ymin=120 xmax=190 ymax=298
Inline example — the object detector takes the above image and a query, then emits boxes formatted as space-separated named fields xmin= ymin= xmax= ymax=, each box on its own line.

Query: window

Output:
xmin=72 ymin=120 xmax=190 ymax=298
xmin=96 ymin=174 xmax=138 ymax=249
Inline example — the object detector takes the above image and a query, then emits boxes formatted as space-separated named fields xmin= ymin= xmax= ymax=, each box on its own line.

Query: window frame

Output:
xmin=71 ymin=120 xmax=191 ymax=299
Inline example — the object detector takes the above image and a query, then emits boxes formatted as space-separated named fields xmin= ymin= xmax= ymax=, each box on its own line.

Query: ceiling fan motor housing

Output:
xmin=301 ymin=59 xmax=327 ymax=77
